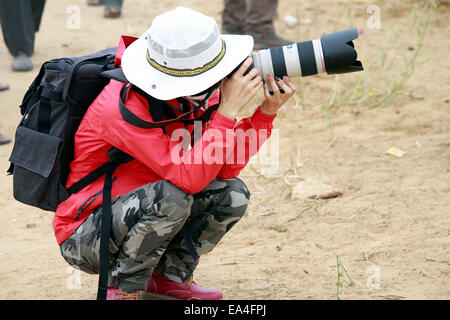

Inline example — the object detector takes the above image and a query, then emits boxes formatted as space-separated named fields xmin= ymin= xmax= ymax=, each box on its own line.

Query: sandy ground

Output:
xmin=0 ymin=0 xmax=448 ymax=300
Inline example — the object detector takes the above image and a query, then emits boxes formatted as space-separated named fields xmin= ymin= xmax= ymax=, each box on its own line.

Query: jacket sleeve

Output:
xmin=97 ymin=95 xmax=237 ymax=195
xmin=216 ymin=106 xmax=276 ymax=179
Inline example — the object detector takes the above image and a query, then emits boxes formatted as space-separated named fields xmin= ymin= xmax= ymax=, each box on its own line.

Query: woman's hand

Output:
xmin=260 ymin=73 xmax=297 ymax=115
xmin=217 ymin=57 xmax=263 ymax=120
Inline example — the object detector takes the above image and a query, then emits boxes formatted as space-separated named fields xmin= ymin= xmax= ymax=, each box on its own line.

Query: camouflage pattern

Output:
xmin=156 ymin=177 xmax=250 ymax=283
xmin=60 ymin=178 xmax=250 ymax=292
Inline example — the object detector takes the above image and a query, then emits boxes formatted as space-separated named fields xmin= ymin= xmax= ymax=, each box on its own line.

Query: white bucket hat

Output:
xmin=121 ymin=7 xmax=254 ymax=101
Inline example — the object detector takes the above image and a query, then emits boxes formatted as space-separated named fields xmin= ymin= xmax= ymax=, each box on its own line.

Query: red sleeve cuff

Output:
xmin=252 ymin=106 xmax=277 ymax=122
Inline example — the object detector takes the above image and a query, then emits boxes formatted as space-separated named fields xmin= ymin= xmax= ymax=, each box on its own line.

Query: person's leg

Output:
xmin=155 ymin=177 xmax=250 ymax=283
xmin=245 ymin=0 xmax=293 ymax=49
xmin=245 ymin=0 xmax=277 ymax=34
xmin=30 ymin=0 xmax=46 ymax=32
xmin=109 ymin=180 xmax=191 ymax=292
xmin=87 ymin=0 xmax=102 ymax=5
xmin=103 ymin=0 xmax=123 ymax=4
xmin=103 ymin=0 xmax=123 ymax=18
xmin=222 ymin=0 xmax=247 ymax=34
xmin=0 ymin=0 xmax=35 ymax=57
xmin=60 ymin=180 xmax=193 ymax=293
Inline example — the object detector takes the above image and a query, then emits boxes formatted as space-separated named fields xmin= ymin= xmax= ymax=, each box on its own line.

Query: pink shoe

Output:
xmin=106 ymin=286 xmax=141 ymax=300
xmin=143 ymin=271 xmax=223 ymax=300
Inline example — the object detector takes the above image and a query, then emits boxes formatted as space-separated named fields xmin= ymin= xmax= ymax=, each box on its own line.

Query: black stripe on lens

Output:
xmin=297 ymin=41 xmax=317 ymax=76
xmin=270 ymin=46 xmax=287 ymax=78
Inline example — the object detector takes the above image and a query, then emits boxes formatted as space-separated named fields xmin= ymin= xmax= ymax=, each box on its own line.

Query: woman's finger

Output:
xmin=249 ymin=75 xmax=263 ymax=89
xmin=277 ymin=79 xmax=293 ymax=96
xmin=251 ymin=81 xmax=263 ymax=96
xmin=267 ymin=74 xmax=280 ymax=95
xmin=232 ymin=57 xmax=253 ymax=79
xmin=243 ymin=67 xmax=260 ymax=81
xmin=283 ymin=76 xmax=297 ymax=92
xmin=263 ymin=81 xmax=270 ymax=98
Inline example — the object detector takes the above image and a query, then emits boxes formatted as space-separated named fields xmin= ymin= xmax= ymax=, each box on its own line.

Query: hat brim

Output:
xmin=121 ymin=34 xmax=254 ymax=101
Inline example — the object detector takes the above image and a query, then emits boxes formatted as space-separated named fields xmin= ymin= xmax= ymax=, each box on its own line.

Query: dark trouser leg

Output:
xmin=0 ymin=0 xmax=45 ymax=56
xmin=156 ymin=178 xmax=250 ymax=283
xmin=60 ymin=180 xmax=193 ymax=292
xmin=31 ymin=0 xmax=46 ymax=32
xmin=245 ymin=0 xmax=278 ymax=34
xmin=245 ymin=0 xmax=292 ymax=48
xmin=222 ymin=0 xmax=247 ymax=34
xmin=102 ymin=0 xmax=124 ymax=4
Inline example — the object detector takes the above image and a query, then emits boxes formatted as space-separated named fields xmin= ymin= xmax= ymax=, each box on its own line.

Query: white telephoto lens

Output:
xmin=259 ymin=49 xmax=274 ymax=82
xmin=312 ymin=39 xmax=326 ymax=74
xmin=256 ymin=49 xmax=276 ymax=91
xmin=282 ymin=44 xmax=302 ymax=77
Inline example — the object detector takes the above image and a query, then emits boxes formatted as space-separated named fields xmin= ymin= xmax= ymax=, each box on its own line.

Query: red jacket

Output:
xmin=53 ymin=36 xmax=276 ymax=245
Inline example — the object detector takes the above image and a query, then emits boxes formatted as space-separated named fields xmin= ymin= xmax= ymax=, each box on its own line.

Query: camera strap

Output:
xmin=118 ymin=82 xmax=219 ymax=129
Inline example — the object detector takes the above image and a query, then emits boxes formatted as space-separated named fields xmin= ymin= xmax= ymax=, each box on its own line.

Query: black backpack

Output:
xmin=8 ymin=47 xmax=127 ymax=211
xmin=7 ymin=47 xmax=218 ymax=299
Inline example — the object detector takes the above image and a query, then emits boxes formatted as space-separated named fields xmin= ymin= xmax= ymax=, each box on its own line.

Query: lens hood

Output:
xmin=320 ymin=28 xmax=363 ymax=74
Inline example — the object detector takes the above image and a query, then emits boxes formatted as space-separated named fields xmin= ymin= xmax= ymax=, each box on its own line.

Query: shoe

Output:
xmin=0 ymin=132 xmax=11 ymax=145
xmin=143 ymin=271 xmax=223 ymax=300
xmin=87 ymin=0 xmax=102 ymax=5
xmin=0 ymin=83 xmax=9 ymax=91
xmin=104 ymin=2 xmax=122 ymax=18
xmin=106 ymin=286 xmax=141 ymax=300
xmin=250 ymin=31 xmax=294 ymax=50
xmin=12 ymin=52 xmax=33 ymax=72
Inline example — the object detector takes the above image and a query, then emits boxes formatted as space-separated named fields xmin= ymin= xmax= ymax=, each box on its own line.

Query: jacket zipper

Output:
xmin=74 ymin=176 xmax=117 ymax=221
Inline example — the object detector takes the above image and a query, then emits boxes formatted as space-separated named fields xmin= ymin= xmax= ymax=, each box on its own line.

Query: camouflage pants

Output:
xmin=60 ymin=178 xmax=250 ymax=292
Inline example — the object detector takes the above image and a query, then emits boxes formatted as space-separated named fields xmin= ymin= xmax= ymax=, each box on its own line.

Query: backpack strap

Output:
xmin=37 ymin=87 xmax=55 ymax=135
xmin=96 ymin=147 xmax=131 ymax=300
xmin=66 ymin=147 xmax=133 ymax=197
xmin=19 ymin=64 xmax=46 ymax=114
xmin=96 ymin=164 xmax=114 ymax=301
xmin=100 ymin=67 xmax=127 ymax=83
xmin=64 ymin=145 xmax=133 ymax=301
